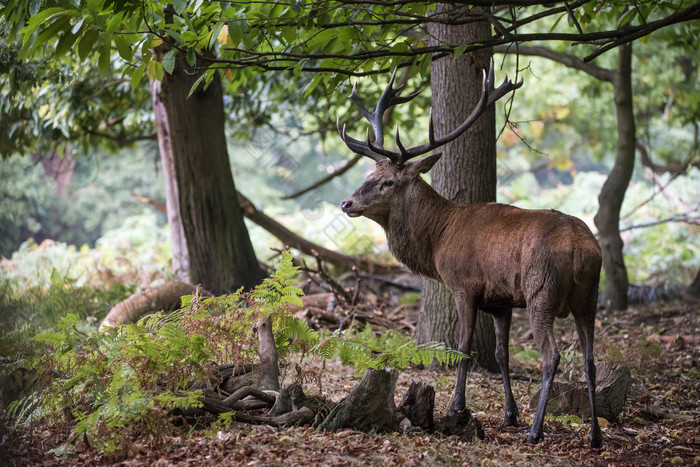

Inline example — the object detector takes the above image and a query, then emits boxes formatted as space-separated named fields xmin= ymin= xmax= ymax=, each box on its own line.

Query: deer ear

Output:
xmin=407 ymin=153 xmax=442 ymax=176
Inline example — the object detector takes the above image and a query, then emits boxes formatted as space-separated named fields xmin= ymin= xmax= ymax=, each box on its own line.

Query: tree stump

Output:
xmin=398 ymin=382 xmax=435 ymax=431
xmin=316 ymin=369 xmax=401 ymax=433
xmin=529 ymin=361 xmax=632 ymax=421
xmin=434 ymin=410 xmax=484 ymax=440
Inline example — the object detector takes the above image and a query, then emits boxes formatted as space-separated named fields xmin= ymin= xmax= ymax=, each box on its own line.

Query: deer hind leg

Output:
xmin=527 ymin=305 xmax=559 ymax=444
xmin=448 ymin=292 xmax=477 ymax=414
xmin=493 ymin=308 xmax=518 ymax=427
xmin=572 ymin=295 xmax=603 ymax=448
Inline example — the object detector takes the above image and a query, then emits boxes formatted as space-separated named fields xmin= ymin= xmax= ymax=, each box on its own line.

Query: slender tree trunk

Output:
xmin=594 ymin=43 xmax=636 ymax=311
xmin=158 ymin=50 xmax=265 ymax=294
xmin=150 ymin=78 xmax=190 ymax=283
xmin=417 ymin=4 xmax=499 ymax=372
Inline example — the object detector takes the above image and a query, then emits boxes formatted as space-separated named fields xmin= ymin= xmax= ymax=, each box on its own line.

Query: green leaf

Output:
xmin=98 ymin=39 xmax=111 ymax=74
xmin=208 ymin=21 xmax=224 ymax=49
xmin=114 ymin=36 xmax=133 ymax=61
xmin=180 ymin=30 xmax=197 ymax=43
xmin=106 ymin=12 xmax=125 ymax=34
xmin=162 ymin=49 xmax=177 ymax=74
xmin=71 ymin=17 xmax=85 ymax=35
xmin=173 ymin=0 xmax=188 ymax=15
xmin=188 ymin=72 xmax=207 ymax=97
xmin=147 ymin=60 xmax=164 ymax=82
xmin=131 ymin=62 xmax=146 ymax=89
xmin=55 ymin=31 xmax=78 ymax=57
xmin=20 ymin=7 xmax=66 ymax=45
xmin=28 ymin=0 xmax=41 ymax=16
xmin=303 ymin=73 xmax=323 ymax=99
xmin=186 ymin=48 xmax=196 ymax=66
xmin=227 ymin=20 xmax=243 ymax=47
xmin=78 ymin=28 xmax=100 ymax=60
xmin=281 ymin=26 xmax=296 ymax=44
xmin=454 ymin=44 xmax=467 ymax=59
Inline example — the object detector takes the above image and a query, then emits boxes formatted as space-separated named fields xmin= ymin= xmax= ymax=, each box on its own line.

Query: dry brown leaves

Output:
xmin=2 ymin=300 xmax=699 ymax=466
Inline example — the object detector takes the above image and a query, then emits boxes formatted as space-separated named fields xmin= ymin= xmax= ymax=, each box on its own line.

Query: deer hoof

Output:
xmin=446 ymin=401 xmax=465 ymax=416
xmin=526 ymin=431 xmax=542 ymax=444
xmin=501 ymin=416 xmax=518 ymax=428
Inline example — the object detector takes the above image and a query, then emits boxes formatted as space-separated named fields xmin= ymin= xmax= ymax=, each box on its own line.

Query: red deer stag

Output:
xmin=338 ymin=61 xmax=603 ymax=448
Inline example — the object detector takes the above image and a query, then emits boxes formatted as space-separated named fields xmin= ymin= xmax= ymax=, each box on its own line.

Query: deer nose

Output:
xmin=341 ymin=200 xmax=353 ymax=212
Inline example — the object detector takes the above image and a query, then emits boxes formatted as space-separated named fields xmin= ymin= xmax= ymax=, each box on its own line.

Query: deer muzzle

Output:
xmin=340 ymin=199 xmax=362 ymax=217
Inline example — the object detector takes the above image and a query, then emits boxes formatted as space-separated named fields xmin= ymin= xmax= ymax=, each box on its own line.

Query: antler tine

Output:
xmin=395 ymin=125 xmax=408 ymax=158
xmin=487 ymin=75 xmax=524 ymax=107
xmin=396 ymin=58 xmax=523 ymax=164
xmin=337 ymin=117 xmax=384 ymax=162
xmin=427 ymin=108 xmax=435 ymax=146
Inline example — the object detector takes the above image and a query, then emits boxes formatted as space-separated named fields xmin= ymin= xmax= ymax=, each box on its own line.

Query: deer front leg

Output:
xmin=448 ymin=292 xmax=477 ymax=414
xmin=493 ymin=308 xmax=518 ymax=427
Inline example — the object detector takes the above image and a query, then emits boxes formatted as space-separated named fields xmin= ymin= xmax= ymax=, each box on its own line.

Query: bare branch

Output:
xmin=620 ymin=215 xmax=700 ymax=233
xmin=281 ymin=154 xmax=363 ymax=200
xmin=495 ymin=44 xmax=614 ymax=82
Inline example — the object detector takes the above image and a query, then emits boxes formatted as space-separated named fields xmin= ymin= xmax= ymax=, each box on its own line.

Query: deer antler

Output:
xmin=338 ymin=58 xmax=524 ymax=167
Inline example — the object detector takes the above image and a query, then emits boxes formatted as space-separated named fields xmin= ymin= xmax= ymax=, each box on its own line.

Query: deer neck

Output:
xmin=384 ymin=179 xmax=454 ymax=280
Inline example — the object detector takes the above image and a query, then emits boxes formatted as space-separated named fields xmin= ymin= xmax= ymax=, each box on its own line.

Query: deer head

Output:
xmin=339 ymin=59 xmax=522 ymax=223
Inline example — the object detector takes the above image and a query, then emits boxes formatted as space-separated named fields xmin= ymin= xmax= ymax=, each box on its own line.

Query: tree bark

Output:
xmin=150 ymin=78 xmax=190 ymax=282
xmin=158 ymin=49 xmax=265 ymax=294
xmin=316 ymin=369 xmax=401 ymax=433
xmin=237 ymin=192 xmax=402 ymax=275
xmin=99 ymin=281 xmax=211 ymax=331
xmin=594 ymin=43 xmax=636 ymax=311
xmin=418 ymin=4 xmax=498 ymax=373
xmin=685 ymin=267 xmax=700 ymax=302
xmin=528 ymin=361 xmax=632 ymax=422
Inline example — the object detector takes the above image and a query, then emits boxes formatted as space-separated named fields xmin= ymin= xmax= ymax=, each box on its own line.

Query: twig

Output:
xmin=619 ymin=215 xmax=700 ymax=233
xmin=281 ymin=154 xmax=363 ymax=200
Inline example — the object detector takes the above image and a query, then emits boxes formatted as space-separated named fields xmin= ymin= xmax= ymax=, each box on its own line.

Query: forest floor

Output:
xmin=2 ymin=298 xmax=699 ymax=466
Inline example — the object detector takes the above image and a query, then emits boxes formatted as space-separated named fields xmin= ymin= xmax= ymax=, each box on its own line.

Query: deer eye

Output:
xmin=381 ymin=180 xmax=394 ymax=189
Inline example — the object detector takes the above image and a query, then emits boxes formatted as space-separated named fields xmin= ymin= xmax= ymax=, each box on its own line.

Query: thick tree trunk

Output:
xmin=685 ymin=267 xmax=700 ymax=302
xmin=151 ymin=79 xmax=190 ymax=282
xmin=158 ymin=50 xmax=265 ymax=294
xmin=418 ymin=4 xmax=498 ymax=373
xmin=594 ymin=43 xmax=636 ymax=311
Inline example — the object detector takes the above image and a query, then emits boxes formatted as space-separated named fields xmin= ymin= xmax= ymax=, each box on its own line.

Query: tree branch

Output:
xmin=583 ymin=2 xmax=700 ymax=62
xmin=620 ymin=215 xmax=700 ymax=233
xmin=281 ymin=154 xmax=363 ymax=200
xmin=237 ymin=191 xmax=402 ymax=275
xmin=494 ymin=44 xmax=614 ymax=82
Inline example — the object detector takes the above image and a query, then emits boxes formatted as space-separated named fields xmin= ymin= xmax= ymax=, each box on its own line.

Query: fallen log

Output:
xmin=528 ymin=361 xmax=632 ymax=421
xmin=99 ymin=282 xmax=212 ymax=330
xmin=131 ymin=190 xmax=402 ymax=275
xmin=237 ymin=192 xmax=402 ymax=276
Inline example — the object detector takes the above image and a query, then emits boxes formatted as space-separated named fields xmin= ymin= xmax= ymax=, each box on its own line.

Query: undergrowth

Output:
xmin=6 ymin=252 xmax=463 ymax=457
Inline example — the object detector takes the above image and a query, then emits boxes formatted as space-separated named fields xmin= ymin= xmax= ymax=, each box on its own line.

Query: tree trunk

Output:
xmin=417 ymin=4 xmax=498 ymax=373
xmin=594 ymin=43 xmax=636 ymax=311
xmin=158 ymin=50 xmax=265 ymax=294
xmin=150 ymin=78 xmax=190 ymax=282
xmin=685 ymin=267 xmax=700 ymax=302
